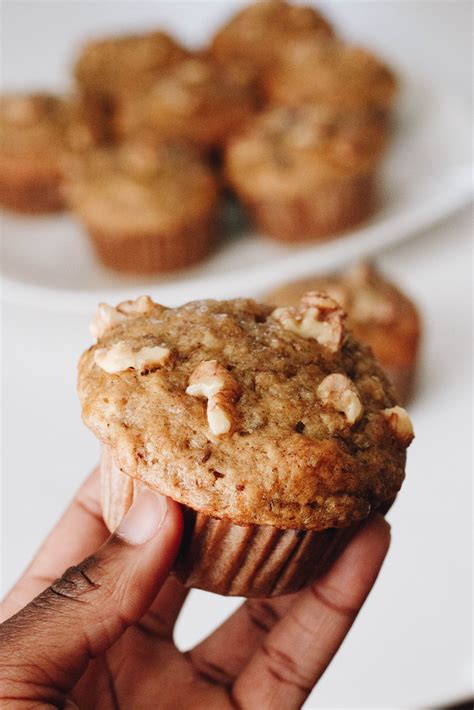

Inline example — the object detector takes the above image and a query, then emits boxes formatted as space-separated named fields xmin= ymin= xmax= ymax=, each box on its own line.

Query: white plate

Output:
xmin=1 ymin=78 xmax=472 ymax=312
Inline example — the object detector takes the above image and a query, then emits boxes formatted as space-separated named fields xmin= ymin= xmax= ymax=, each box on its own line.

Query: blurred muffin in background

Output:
xmin=116 ymin=56 xmax=258 ymax=151
xmin=210 ymin=0 xmax=334 ymax=80
xmin=74 ymin=30 xmax=189 ymax=139
xmin=65 ymin=140 xmax=219 ymax=274
xmin=225 ymin=105 xmax=387 ymax=242
xmin=265 ymin=262 xmax=421 ymax=403
xmin=263 ymin=37 xmax=397 ymax=115
xmin=0 ymin=93 xmax=99 ymax=214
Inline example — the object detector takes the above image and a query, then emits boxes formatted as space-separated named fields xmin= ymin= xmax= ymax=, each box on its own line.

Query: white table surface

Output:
xmin=1 ymin=2 xmax=473 ymax=708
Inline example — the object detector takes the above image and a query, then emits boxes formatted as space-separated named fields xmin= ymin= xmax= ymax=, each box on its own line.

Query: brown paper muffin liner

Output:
xmin=85 ymin=211 xmax=216 ymax=274
xmin=241 ymin=172 xmax=375 ymax=243
xmin=0 ymin=175 xmax=65 ymax=213
xmin=101 ymin=449 xmax=367 ymax=598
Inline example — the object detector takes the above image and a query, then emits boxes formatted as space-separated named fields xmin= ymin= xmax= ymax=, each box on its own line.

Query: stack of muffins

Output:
xmin=0 ymin=0 xmax=398 ymax=274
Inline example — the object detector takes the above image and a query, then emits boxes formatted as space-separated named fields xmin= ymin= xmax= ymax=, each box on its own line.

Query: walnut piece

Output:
xmin=90 ymin=295 xmax=154 ymax=339
xmin=382 ymin=406 xmax=414 ymax=446
xmin=272 ymin=291 xmax=346 ymax=352
xmin=186 ymin=360 xmax=241 ymax=437
xmin=94 ymin=341 xmax=170 ymax=374
xmin=317 ymin=373 xmax=363 ymax=424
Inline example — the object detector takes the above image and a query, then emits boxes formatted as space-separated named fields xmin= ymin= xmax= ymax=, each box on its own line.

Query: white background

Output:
xmin=1 ymin=2 xmax=473 ymax=708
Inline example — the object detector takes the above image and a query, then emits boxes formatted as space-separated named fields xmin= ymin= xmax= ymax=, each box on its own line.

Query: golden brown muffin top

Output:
xmin=117 ymin=57 xmax=257 ymax=145
xmin=74 ymin=30 xmax=189 ymax=98
xmin=225 ymin=105 xmax=387 ymax=196
xmin=211 ymin=0 xmax=334 ymax=70
xmin=66 ymin=141 xmax=218 ymax=233
xmin=264 ymin=37 xmax=397 ymax=111
xmin=0 ymin=94 xmax=77 ymax=171
xmin=267 ymin=263 xmax=421 ymax=368
xmin=78 ymin=295 xmax=413 ymax=530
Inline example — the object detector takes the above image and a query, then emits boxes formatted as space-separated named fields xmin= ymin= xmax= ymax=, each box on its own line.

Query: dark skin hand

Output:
xmin=0 ymin=468 xmax=390 ymax=709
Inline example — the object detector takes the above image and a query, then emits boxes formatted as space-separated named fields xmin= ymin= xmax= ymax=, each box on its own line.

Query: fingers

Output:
xmin=188 ymin=594 xmax=294 ymax=685
xmin=232 ymin=514 xmax=391 ymax=710
xmin=0 ymin=489 xmax=183 ymax=706
xmin=138 ymin=575 xmax=190 ymax=639
xmin=1 ymin=467 xmax=107 ymax=621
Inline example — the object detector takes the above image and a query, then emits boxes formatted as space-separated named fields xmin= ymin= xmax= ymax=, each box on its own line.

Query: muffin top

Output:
xmin=211 ymin=0 xmax=334 ymax=71
xmin=74 ymin=30 xmax=189 ymax=98
xmin=0 ymin=93 xmax=94 ymax=172
xmin=116 ymin=57 xmax=257 ymax=146
xmin=267 ymin=263 xmax=421 ymax=368
xmin=225 ymin=105 xmax=387 ymax=196
xmin=264 ymin=37 xmax=397 ymax=111
xmin=66 ymin=141 xmax=218 ymax=233
xmin=78 ymin=295 xmax=413 ymax=530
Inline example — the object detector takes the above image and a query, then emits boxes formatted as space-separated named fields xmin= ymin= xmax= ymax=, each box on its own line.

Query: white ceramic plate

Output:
xmin=1 ymin=78 xmax=472 ymax=312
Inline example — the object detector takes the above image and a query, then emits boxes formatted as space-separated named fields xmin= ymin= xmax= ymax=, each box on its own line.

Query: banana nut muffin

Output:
xmin=225 ymin=104 xmax=387 ymax=242
xmin=266 ymin=263 xmax=422 ymax=403
xmin=210 ymin=0 xmax=334 ymax=78
xmin=0 ymin=93 xmax=99 ymax=213
xmin=263 ymin=37 xmax=397 ymax=114
xmin=74 ymin=30 xmax=189 ymax=139
xmin=78 ymin=294 xmax=414 ymax=596
xmin=116 ymin=56 xmax=257 ymax=150
xmin=66 ymin=140 xmax=218 ymax=273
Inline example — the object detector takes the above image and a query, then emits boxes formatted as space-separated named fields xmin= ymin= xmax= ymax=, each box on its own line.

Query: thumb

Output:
xmin=0 ymin=488 xmax=183 ymax=700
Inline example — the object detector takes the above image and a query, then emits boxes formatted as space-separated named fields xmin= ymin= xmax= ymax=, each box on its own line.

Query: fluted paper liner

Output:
xmin=101 ymin=449 xmax=362 ymax=598
xmin=241 ymin=172 xmax=375 ymax=243
xmin=86 ymin=211 xmax=215 ymax=274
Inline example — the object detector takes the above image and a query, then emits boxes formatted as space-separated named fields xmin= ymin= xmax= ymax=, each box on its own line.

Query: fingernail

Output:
xmin=116 ymin=488 xmax=168 ymax=545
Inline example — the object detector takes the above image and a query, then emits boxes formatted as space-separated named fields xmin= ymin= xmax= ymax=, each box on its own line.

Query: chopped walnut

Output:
xmin=382 ymin=406 xmax=414 ymax=446
xmin=186 ymin=360 xmax=241 ymax=437
xmin=272 ymin=291 xmax=346 ymax=352
xmin=94 ymin=341 xmax=171 ymax=374
xmin=317 ymin=373 xmax=363 ymax=424
xmin=90 ymin=295 xmax=154 ymax=339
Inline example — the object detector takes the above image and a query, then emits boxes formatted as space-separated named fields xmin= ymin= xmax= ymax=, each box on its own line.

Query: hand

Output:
xmin=0 ymin=468 xmax=390 ymax=709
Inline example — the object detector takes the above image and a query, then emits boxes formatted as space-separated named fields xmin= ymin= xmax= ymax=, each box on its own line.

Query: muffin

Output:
xmin=116 ymin=56 xmax=257 ymax=151
xmin=78 ymin=294 xmax=414 ymax=597
xmin=266 ymin=263 xmax=421 ymax=404
xmin=0 ymin=93 xmax=98 ymax=214
xmin=225 ymin=105 xmax=387 ymax=242
xmin=74 ymin=30 xmax=189 ymax=139
xmin=210 ymin=0 xmax=334 ymax=78
xmin=66 ymin=141 xmax=219 ymax=273
xmin=263 ymin=37 xmax=397 ymax=114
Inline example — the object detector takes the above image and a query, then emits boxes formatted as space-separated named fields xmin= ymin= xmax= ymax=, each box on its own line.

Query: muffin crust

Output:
xmin=116 ymin=57 xmax=257 ymax=148
xmin=74 ymin=30 xmax=189 ymax=100
xmin=78 ymin=296 xmax=412 ymax=530
xmin=210 ymin=0 xmax=334 ymax=73
xmin=263 ymin=37 xmax=397 ymax=112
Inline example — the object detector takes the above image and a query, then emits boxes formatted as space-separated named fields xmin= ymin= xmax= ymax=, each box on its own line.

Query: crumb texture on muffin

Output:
xmin=78 ymin=296 xmax=413 ymax=530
